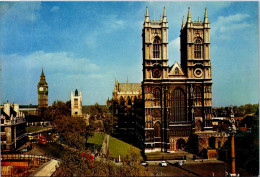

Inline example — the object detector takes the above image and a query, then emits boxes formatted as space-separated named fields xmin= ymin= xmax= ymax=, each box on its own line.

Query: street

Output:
xmin=144 ymin=160 xmax=253 ymax=176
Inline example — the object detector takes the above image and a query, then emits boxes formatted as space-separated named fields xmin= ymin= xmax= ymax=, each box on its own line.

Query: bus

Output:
xmin=80 ymin=152 xmax=94 ymax=168
xmin=39 ymin=136 xmax=47 ymax=144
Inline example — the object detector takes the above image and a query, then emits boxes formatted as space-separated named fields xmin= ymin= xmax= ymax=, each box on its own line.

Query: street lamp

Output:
xmin=226 ymin=106 xmax=239 ymax=177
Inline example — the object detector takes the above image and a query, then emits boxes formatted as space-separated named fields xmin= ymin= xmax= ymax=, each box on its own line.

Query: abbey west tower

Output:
xmin=142 ymin=7 xmax=212 ymax=152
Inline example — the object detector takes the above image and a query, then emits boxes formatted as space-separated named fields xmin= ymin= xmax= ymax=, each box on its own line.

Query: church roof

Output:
xmin=118 ymin=83 xmax=141 ymax=92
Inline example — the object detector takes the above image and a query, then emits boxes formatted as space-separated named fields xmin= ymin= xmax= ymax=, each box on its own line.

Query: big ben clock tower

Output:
xmin=38 ymin=68 xmax=48 ymax=108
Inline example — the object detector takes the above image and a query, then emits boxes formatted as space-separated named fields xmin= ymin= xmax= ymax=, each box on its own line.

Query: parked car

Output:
xmin=159 ymin=161 xmax=167 ymax=167
xmin=20 ymin=148 xmax=28 ymax=153
xmin=177 ymin=160 xmax=183 ymax=166
xmin=141 ymin=161 xmax=149 ymax=167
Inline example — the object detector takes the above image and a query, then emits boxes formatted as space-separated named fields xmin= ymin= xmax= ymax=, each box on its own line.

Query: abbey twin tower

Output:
xmin=140 ymin=7 xmax=213 ymax=152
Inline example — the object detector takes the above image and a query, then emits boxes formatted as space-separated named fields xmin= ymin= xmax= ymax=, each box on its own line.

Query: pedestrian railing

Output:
xmin=1 ymin=154 xmax=56 ymax=166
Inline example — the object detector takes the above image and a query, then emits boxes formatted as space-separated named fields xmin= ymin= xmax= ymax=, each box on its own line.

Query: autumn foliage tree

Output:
xmin=54 ymin=148 xmax=148 ymax=176
xmin=54 ymin=115 xmax=87 ymax=150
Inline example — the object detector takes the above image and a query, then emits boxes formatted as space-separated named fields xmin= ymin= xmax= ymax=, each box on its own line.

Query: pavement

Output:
xmin=30 ymin=159 xmax=59 ymax=177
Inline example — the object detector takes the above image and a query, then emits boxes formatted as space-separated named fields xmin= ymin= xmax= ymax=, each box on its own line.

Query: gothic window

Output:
xmin=120 ymin=96 xmax=125 ymax=106
xmin=74 ymin=98 xmax=78 ymax=109
xmin=153 ymin=109 xmax=161 ymax=118
xmin=170 ymin=88 xmax=186 ymax=122
xmin=154 ymin=122 xmax=161 ymax=137
xmin=194 ymin=86 xmax=202 ymax=105
xmin=194 ymin=38 xmax=202 ymax=59
xmin=153 ymin=36 xmax=161 ymax=58
xmin=127 ymin=96 xmax=132 ymax=105
xmin=154 ymin=88 xmax=161 ymax=107
xmin=175 ymin=68 xmax=179 ymax=75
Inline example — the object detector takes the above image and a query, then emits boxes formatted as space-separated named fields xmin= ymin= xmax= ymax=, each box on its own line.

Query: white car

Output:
xmin=159 ymin=161 xmax=167 ymax=167
xmin=177 ymin=160 xmax=183 ymax=166
xmin=141 ymin=161 xmax=149 ymax=167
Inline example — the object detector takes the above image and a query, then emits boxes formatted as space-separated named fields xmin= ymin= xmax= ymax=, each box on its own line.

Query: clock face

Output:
xmin=153 ymin=68 xmax=161 ymax=78
xmin=39 ymin=87 xmax=44 ymax=91
xmin=194 ymin=68 xmax=203 ymax=78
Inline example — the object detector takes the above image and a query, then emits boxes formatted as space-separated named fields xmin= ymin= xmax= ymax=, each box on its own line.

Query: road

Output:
xmin=144 ymin=160 xmax=253 ymax=176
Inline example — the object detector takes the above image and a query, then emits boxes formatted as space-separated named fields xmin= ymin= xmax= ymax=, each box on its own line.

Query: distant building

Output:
xmin=38 ymin=68 xmax=48 ymax=108
xmin=19 ymin=105 xmax=38 ymax=117
xmin=1 ymin=103 xmax=26 ymax=152
xmin=71 ymin=89 xmax=82 ymax=117
xmin=110 ymin=78 xmax=142 ymax=130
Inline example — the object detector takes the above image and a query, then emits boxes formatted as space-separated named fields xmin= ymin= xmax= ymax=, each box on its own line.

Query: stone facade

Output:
xmin=1 ymin=103 xmax=26 ymax=151
xmin=71 ymin=89 xmax=82 ymax=117
xmin=141 ymin=7 xmax=213 ymax=153
xmin=111 ymin=78 xmax=142 ymax=130
xmin=38 ymin=69 xmax=48 ymax=108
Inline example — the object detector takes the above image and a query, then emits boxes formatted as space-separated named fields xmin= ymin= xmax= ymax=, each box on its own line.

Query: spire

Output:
xmin=182 ymin=16 xmax=185 ymax=28
xmin=204 ymin=8 xmax=209 ymax=23
xmin=198 ymin=16 xmax=200 ymax=22
xmin=144 ymin=6 xmax=150 ymax=22
xmin=41 ymin=68 xmax=45 ymax=77
xmin=162 ymin=6 xmax=167 ymax=22
xmin=40 ymin=68 xmax=45 ymax=80
xmin=145 ymin=6 xmax=149 ymax=17
xmin=187 ymin=7 xmax=192 ymax=23
xmin=163 ymin=6 xmax=166 ymax=17
xmin=126 ymin=76 xmax=128 ymax=84
xmin=114 ymin=78 xmax=118 ymax=92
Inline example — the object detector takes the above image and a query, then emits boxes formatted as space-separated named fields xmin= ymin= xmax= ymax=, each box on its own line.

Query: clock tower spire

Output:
xmin=38 ymin=68 xmax=48 ymax=108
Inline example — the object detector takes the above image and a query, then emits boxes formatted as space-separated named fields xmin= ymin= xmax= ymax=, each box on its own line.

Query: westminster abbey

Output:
xmin=140 ymin=7 xmax=213 ymax=153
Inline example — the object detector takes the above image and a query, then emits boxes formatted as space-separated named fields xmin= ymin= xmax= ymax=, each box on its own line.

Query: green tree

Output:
xmin=54 ymin=115 xmax=87 ymax=150
xmin=54 ymin=150 xmax=93 ymax=176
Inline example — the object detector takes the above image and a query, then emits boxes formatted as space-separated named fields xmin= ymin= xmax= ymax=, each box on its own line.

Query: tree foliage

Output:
xmin=54 ymin=148 xmax=148 ymax=176
xmin=39 ymin=100 xmax=71 ymax=122
xmin=84 ymin=103 xmax=109 ymax=116
xmin=213 ymin=104 xmax=259 ymax=117
xmin=54 ymin=115 xmax=87 ymax=150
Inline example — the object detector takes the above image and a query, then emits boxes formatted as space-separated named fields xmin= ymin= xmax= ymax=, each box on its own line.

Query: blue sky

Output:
xmin=0 ymin=1 xmax=259 ymax=107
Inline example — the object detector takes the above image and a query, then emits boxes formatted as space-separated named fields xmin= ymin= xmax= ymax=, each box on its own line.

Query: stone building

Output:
xmin=38 ymin=68 xmax=48 ymax=108
xmin=71 ymin=89 xmax=83 ymax=117
xmin=111 ymin=78 xmax=142 ymax=130
xmin=1 ymin=103 xmax=26 ymax=152
xmin=141 ymin=7 xmax=214 ymax=153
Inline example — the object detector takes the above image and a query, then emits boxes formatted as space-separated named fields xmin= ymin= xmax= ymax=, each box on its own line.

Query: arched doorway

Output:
xmin=217 ymin=141 xmax=221 ymax=149
xmin=176 ymin=139 xmax=186 ymax=150
xmin=209 ymin=137 xmax=216 ymax=149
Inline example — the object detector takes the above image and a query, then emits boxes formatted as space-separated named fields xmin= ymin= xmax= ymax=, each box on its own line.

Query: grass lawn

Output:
xmin=25 ymin=126 xmax=48 ymax=133
xmin=87 ymin=132 xmax=105 ymax=146
xmin=108 ymin=135 xmax=142 ymax=160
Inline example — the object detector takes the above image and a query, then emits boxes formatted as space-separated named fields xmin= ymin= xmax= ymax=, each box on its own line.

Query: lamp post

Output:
xmin=226 ymin=106 xmax=239 ymax=177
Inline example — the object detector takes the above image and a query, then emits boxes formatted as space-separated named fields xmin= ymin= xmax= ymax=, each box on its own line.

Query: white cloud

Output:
xmin=50 ymin=6 xmax=60 ymax=12
xmin=87 ymin=74 xmax=103 ymax=79
xmin=169 ymin=37 xmax=180 ymax=64
xmin=102 ymin=14 xmax=125 ymax=33
xmin=81 ymin=14 xmax=125 ymax=49
xmin=218 ymin=14 xmax=250 ymax=23
xmin=211 ymin=13 xmax=251 ymax=38
xmin=3 ymin=51 xmax=99 ymax=74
